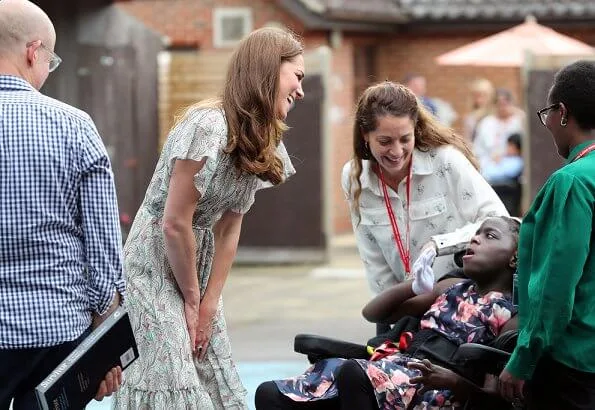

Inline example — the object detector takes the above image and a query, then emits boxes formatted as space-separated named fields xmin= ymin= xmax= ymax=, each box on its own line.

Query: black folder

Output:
xmin=35 ymin=307 xmax=139 ymax=410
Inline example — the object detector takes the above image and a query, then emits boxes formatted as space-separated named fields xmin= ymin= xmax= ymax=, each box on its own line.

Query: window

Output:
xmin=213 ymin=8 xmax=253 ymax=48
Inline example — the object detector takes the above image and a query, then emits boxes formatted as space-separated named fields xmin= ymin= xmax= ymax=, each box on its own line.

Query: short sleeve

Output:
xmin=165 ymin=108 xmax=226 ymax=196
xmin=231 ymin=141 xmax=296 ymax=214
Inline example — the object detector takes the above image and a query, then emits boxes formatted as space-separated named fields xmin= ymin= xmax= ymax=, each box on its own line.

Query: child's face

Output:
xmin=462 ymin=218 xmax=516 ymax=280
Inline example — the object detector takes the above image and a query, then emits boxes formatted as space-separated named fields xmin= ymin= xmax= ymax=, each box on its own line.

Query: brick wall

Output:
xmin=122 ymin=0 xmax=595 ymax=236
xmin=117 ymin=0 xmax=303 ymax=48
xmin=301 ymin=34 xmax=357 ymax=234
xmin=376 ymin=31 xmax=522 ymax=134
xmin=375 ymin=27 xmax=595 ymax=136
xmin=149 ymin=0 xmax=306 ymax=144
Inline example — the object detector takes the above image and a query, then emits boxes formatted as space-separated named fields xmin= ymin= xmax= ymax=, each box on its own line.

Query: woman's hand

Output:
xmin=411 ymin=243 xmax=437 ymax=295
xmin=184 ymin=298 xmax=201 ymax=354
xmin=408 ymin=359 xmax=458 ymax=394
xmin=498 ymin=368 xmax=525 ymax=405
xmin=195 ymin=301 xmax=217 ymax=360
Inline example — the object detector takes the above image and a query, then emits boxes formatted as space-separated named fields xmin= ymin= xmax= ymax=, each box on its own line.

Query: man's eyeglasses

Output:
xmin=26 ymin=41 xmax=62 ymax=73
xmin=537 ymin=103 xmax=560 ymax=127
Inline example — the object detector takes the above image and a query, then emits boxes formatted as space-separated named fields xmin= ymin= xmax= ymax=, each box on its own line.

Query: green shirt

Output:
xmin=506 ymin=140 xmax=595 ymax=379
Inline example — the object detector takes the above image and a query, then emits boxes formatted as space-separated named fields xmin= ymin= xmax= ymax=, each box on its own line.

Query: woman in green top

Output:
xmin=499 ymin=60 xmax=595 ymax=409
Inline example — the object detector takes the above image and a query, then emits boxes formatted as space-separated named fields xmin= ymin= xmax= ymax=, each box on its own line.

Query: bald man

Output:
xmin=0 ymin=1 xmax=124 ymax=408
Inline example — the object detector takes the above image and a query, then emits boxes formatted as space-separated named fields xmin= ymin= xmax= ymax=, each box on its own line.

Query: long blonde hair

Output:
xmin=350 ymin=81 xmax=479 ymax=219
xmin=178 ymin=27 xmax=303 ymax=185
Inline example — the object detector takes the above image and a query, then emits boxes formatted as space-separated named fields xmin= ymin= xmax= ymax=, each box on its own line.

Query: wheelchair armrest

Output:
xmin=452 ymin=343 xmax=511 ymax=377
xmin=294 ymin=334 xmax=369 ymax=364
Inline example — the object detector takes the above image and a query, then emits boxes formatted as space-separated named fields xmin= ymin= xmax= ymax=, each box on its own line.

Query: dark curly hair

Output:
xmin=549 ymin=60 xmax=595 ymax=131
xmin=500 ymin=216 xmax=521 ymax=249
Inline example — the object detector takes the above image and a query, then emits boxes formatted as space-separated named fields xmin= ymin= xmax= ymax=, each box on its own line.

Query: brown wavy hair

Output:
xmin=175 ymin=27 xmax=303 ymax=184
xmin=350 ymin=81 xmax=479 ymax=220
xmin=223 ymin=27 xmax=303 ymax=184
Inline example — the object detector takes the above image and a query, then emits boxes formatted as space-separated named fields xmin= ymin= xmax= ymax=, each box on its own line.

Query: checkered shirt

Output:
xmin=0 ymin=75 xmax=125 ymax=348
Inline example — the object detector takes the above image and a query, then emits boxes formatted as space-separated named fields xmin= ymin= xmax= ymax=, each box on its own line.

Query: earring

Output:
xmin=510 ymin=254 xmax=518 ymax=269
xmin=561 ymin=117 xmax=568 ymax=127
xmin=363 ymin=141 xmax=371 ymax=159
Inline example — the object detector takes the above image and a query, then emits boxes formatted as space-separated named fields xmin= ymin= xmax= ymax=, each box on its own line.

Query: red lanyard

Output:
xmin=377 ymin=162 xmax=412 ymax=275
xmin=572 ymin=143 xmax=595 ymax=162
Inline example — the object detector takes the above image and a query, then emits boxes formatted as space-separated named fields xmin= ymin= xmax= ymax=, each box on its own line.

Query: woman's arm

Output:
xmin=362 ymin=278 xmax=461 ymax=324
xmin=162 ymin=158 xmax=204 ymax=351
xmin=201 ymin=209 xmax=243 ymax=321
xmin=163 ymin=159 xmax=204 ymax=302
xmin=193 ymin=209 xmax=242 ymax=359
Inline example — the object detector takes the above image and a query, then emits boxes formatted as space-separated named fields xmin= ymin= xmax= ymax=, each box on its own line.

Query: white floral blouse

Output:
xmin=342 ymin=145 xmax=509 ymax=294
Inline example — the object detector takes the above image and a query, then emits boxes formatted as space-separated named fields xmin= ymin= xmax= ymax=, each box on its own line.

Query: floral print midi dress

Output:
xmin=113 ymin=107 xmax=295 ymax=409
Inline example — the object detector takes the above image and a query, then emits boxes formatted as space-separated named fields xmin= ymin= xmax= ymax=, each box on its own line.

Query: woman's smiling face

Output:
xmin=365 ymin=115 xmax=415 ymax=181
xmin=275 ymin=54 xmax=305 ymax=120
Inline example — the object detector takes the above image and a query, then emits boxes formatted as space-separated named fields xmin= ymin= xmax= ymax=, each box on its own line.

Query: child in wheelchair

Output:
xmin=255 ymin=216 xmax=520 ymax=409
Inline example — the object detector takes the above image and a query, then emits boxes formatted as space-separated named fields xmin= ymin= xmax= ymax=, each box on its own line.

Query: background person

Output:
xmin=402 ymin=73 xmax=438 ymax=117
xmin=473 ymin=88 xmax=524 ymax=168
xmin=462 ymin=78 xmax=495 ymax=142
xmin=481 ymin=132 xmax=524 ymax=185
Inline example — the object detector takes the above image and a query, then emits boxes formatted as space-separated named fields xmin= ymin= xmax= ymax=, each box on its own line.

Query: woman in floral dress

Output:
xmin=256 ymin=216 xmax=519 ymax=409
xmin=113 ymin=27 xmax=305 ymax=409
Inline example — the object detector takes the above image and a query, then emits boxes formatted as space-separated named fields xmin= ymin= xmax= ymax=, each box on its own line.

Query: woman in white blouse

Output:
xmin=342 ymin=81 xmax=508 ymax=295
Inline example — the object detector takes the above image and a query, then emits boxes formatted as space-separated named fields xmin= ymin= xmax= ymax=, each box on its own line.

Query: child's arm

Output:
xmin=408 ymin=360 xmax=509 ymax=407
xmin=362 ymin=278 xmax=461 ymax=324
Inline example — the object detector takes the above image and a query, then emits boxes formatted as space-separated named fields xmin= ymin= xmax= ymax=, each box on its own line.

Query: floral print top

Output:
xmin=420 ymin=280 xmax=514 ymax=345
xmin=342 ymin=146 xmax=509 ymax=294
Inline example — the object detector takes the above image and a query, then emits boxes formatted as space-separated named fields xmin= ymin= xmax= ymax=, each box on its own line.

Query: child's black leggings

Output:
xmin=254 ymin=359 xmax=378 ymax=409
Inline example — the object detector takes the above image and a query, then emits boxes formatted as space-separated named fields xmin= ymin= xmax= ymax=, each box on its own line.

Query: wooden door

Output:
xmin=237 ymin=74 xmax=326 ymax=263
xmin=76 ymin=45 xmax=139 ymax=239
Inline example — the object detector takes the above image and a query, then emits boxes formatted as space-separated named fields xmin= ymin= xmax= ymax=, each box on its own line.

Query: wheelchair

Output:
xmin=292 ymin=252 xmax=521 ymax=410
xmin=491 ymin=177 xmax=523 ymax=217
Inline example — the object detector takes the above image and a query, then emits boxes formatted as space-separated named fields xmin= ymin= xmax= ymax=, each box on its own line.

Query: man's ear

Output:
xmin=25 ymin=41 xmax=39 ymax=68
xmin=509 ymin=252 xmax=518 ymax=270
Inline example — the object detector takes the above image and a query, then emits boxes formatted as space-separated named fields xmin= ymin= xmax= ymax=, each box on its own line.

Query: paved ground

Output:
xmin=86 ymin=235 xmax=372 ymax=409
